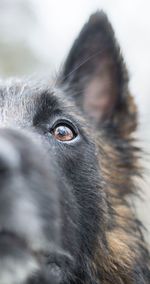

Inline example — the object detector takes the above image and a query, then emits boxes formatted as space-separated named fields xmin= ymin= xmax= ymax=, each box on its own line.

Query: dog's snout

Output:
xmin=0 ymin=137 xmax=21 ymax=173
xmin=0 ymin=128 xmax=61 ymax=240
xmin=0 ymin=128 xmax=65 ymax=283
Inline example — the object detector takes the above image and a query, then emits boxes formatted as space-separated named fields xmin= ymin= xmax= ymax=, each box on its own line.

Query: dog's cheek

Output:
xmin=54 ymin=141 xmax=107 ymax=262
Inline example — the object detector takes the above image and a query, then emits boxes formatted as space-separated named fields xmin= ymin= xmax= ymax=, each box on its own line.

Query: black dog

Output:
xmin=0 ymin=12 xmax=149 ymax=284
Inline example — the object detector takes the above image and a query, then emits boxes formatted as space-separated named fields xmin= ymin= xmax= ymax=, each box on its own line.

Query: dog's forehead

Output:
xmin=0 ymin=78 xmax=63 ymax=128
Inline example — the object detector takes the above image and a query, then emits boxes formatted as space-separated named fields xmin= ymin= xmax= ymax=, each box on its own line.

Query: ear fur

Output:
xmin=60 ymin=11 xmax=137 ymax=137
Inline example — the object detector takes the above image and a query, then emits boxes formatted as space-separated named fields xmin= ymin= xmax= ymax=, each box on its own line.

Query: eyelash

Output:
xmin=50 ymin=119 xmax=77 ymax=133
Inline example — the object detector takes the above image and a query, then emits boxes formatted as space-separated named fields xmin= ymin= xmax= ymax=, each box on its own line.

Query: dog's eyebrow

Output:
xmin=33 ymin=91 xmax=62 ymax=125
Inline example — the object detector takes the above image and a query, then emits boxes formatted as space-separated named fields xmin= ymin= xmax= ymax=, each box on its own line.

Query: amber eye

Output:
xmin=51 ymin=123 xmax=77 ymax=142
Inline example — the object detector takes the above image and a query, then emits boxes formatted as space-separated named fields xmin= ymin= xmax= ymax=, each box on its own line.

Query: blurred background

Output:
xmin=0 ymin=0 xmax=150 ymax=242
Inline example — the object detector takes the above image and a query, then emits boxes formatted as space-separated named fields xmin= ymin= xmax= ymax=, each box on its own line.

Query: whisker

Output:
xmin=61 ymin=49 xmax=104 ymax=82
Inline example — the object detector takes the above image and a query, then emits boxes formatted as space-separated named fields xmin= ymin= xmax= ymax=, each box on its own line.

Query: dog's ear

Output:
xmin=60 ymin=11 xmax=137 ymax=137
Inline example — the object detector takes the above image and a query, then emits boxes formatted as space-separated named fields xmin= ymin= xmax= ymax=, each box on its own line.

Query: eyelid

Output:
xmin=50 ymin=118 xmax=78 ymax=136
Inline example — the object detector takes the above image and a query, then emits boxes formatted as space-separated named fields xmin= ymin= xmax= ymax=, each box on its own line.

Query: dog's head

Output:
xmin=0 ymin=12 xmax=140 ymax=284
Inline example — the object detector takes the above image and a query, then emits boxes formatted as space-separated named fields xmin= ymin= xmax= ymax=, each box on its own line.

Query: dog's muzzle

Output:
xmin=0 ymin=128 xmax=71 ymax=284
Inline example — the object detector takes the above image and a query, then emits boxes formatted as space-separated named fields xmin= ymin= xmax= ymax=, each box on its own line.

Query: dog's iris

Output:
xmin=52 ymin=125 xmax=74 ymax=141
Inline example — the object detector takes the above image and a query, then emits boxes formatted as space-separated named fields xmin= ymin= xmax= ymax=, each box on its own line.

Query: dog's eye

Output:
xmin=51 ymin=123 xmax=77 ymax=142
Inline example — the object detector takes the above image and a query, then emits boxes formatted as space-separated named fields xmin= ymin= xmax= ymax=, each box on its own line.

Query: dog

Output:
xmin=0 ymin=11 xmax=149 ymax=284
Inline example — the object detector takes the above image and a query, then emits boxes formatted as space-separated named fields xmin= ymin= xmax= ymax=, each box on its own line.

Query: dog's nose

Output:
xmin=0 ymin=137 xmax=21 ymax=173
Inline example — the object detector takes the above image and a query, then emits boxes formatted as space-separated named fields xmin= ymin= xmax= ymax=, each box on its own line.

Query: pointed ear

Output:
xmin=60 ymin=11 xmax=137 ymax=137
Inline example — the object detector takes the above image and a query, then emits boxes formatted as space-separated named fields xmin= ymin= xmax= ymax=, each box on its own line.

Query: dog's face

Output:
xmin=0 ymin=78 xmax=104 ymax=283
xmin=0 ymin=12 xmax=147 ymax=284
